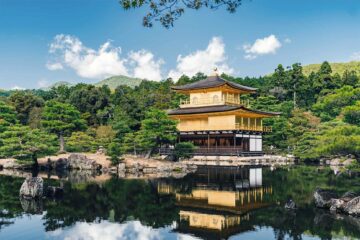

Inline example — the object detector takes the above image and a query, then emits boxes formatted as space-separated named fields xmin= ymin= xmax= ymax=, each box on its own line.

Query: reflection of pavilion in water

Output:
xmin=158 ymin=167 xmax=273 ymax=239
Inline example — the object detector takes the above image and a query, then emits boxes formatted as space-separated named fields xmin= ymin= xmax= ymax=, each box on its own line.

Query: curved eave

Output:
xmin=167 ymin=105 xmax=281 ymax=118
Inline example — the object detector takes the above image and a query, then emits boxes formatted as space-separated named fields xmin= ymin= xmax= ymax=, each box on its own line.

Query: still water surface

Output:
xmin=1 ymin=165 xmax=360 ymax=240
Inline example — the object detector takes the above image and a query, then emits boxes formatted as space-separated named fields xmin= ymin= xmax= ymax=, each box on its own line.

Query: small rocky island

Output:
xmin=314 ymin=188 xmax=360 ymax=216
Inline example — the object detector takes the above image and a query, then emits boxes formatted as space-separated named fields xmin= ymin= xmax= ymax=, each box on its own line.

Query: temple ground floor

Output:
xmin=161 ymin=131 xmax=265 ymax=156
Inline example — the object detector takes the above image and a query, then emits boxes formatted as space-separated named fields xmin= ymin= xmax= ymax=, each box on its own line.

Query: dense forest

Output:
xmin=0 ymin=61 xmax=359 ymax=165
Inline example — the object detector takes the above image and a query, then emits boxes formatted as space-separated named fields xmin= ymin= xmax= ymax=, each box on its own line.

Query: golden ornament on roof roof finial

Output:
xmin=213 ymin=67 xmax=218 ymax=76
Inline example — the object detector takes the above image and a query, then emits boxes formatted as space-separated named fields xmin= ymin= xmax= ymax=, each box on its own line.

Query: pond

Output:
xmin=1 ymin=165 xmax=360 ymax=240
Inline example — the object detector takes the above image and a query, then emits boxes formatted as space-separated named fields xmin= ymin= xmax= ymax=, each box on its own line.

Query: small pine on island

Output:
xmin=166 ymin=72 xmax=280 ymax=156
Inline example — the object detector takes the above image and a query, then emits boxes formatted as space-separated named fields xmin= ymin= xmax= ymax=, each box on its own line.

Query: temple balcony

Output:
xmin=235 ymin=124 xmax=272 ymax=132
xmin=179 ymin=96 xmax=250 ymax=108
xmin=177 ymin=124 xmax=272 ymax=132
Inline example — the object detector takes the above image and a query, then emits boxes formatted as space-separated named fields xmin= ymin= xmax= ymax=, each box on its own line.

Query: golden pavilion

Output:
xmin=167 ymin=73 xmax=280 ymax=156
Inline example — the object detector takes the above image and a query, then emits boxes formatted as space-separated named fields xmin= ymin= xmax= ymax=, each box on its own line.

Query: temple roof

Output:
xmin=167 ymin=105 xmax=280 ymax=117
xmin=171 ymin=75 xmax=257 ymax=92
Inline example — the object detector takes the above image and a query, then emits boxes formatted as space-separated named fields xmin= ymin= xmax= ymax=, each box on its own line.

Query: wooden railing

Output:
xmin=235 ymin=123 xmax=272 ymax=132
xmin=177 ymin=124 xmax=272 ymax=132
xmin=179 ymin=97 xmax=250 ymax=108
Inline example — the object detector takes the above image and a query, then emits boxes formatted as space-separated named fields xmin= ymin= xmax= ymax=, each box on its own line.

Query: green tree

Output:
xmin=41 ymin=101 xmax=86 ymax=152
xmin=9 ymin=91 xmax=44 ymax=125
xmin=0 ymin=101 xmax=17 ymax=133
xmin=111 ymin=107 xmax=132 ymax=142
xmin=314 ymin=123 xmax=360 ymax=158
xmin=342 ymin=101 xmax=360 ymax=126
xmin=287 ymin=109 xmax=320 ymax=152
xmin=293 ymin=131 xmax=319 ymax=160
xmin=263 ymin=117 xmax=290 ymax=152
xmin=313 ymin=61 xmax=341 ymax=94
xmin=107 ymin=141 xmax=123 ymax=165
xmin=174 ymin=142 xmax=196 ymax=160
xmin=66 ymin=132 xmax=96 ymax=152
xmin=342 ymin=70 xmax=359 ymax=87
xmin=28 ymin=107 xmax=43 ymax=129
xmin=0 ymin=125 xmax=57 ymax=164
xmin=272 ymin=64 xmax=287 ymax=86
xmin=136 ymin=109 xmax=177 ymax=157
xmin=313 ymin=86 xmax=360 ymax=121
xmin=68 ymin=84 xmax=111 ymax=126
xmin=284 ymin=63 xmax=307 ymax=108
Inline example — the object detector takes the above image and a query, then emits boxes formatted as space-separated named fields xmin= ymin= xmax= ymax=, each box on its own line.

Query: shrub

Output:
xmin=107 ymin=142 xmax=123 ymax=165
xmin=66 ymin=132 xmax=96 ymax=153
xmin=342 ymin=101 xmax=360 ymax=126
xmin=173 ymin=142 xmax=196 ymax=160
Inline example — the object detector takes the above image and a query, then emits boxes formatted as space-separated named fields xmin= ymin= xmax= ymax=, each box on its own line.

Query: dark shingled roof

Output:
xmin=167 ymin=105 xmax=281 ymax=116
xmin=171 ymin=75 xmax=257 ymax=92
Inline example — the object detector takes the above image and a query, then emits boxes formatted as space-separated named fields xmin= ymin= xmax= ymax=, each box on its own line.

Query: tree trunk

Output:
xmin=145 ymin=149 xmax=152 ymax=159
xmin=31 ymin=153 xmax=39 ymax=177
xmin=59 ymin=134 xmax=65 ymax=152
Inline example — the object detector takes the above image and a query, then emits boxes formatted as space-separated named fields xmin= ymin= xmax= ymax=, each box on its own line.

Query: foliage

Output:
xmin=0 ymin=125 xmax=57 ymax=163
xmin=312 ymin=86 xmax=360 ymax=121
xmin=314 ymin=124 xmax=360 ymax=158
xmin=342 ymin=101 xmax=360 ymax=126
xmin=120 ymin=0 xmax=243 ymax=28
xmin=0 ymin=101 xmax=17 ymax=133
xmin=68 ymin=84 xmax=111 ymax=126
xmin=66 ymin=132 xmax=97 ymax=153
xmin=41 ymin=100 xmax=86 ymax=151
xmin=9 ymin=91 xmax=44 ymax=125
xmin=107 ymin=141 xmax=123 ymax=165
xmin=287 ymin=109 xmax=320 ymax=150
xmin=28 ymin=107 xmax=43 ymax=129
xmin=135 ymin=109 xmax=177 ymax=154
xmin=111 ymin=108 xmax=132 ymax=142
xmin=94 ymin=125 xmax=116 ymax=149
xmin=2 ymin=59 xmax=360 ymax=161
xmin=173 ymin=142 xmax=196 ymax=160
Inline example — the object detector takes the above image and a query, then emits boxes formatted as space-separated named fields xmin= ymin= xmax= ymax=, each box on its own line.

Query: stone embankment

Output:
xmin=112 ymin=155 xmax=197 ymax=178
xmin=0 ymin=153 xmax=197 ymax=179
xmin=314 ymin=188 xmax=360 ymax=217
xmin=181 ymin=155 xmax=295 ymax=166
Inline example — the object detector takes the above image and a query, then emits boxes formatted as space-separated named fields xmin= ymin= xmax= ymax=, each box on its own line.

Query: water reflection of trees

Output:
xmin=42 ymin=178 xmax=178 ymax=231
xmin=1 ymin=166 xmax=360 ymax=239
xmin=0 ymin=176 xmax=24 ymax=230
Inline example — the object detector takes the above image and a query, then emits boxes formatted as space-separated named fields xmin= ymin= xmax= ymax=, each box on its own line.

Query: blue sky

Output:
xmin=1 ymin=0 xmax=360 ymax=89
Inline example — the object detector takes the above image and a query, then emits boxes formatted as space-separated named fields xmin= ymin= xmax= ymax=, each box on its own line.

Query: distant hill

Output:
xmin=94 ymin=75 xmax=143 ymax=89
xmin=42 ymin=81 xmax=73 ymax=90
xmin=302 ymin=61 xmax=360 ymax=76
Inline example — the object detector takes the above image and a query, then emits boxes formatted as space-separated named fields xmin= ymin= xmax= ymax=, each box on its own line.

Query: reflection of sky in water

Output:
xmin=0 ymin=214 xmax=201 ymax=240
xmin=0 ymin=214 xmax=322 ymax=240
xmin=229 ymin=227 xmax=320 ymax=240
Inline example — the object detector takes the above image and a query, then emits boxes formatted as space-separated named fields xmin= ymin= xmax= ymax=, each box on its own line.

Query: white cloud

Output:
xmin=168 ymin=37 xmax=234 ymax=80
xmin=243 ymin=35 xmax=282 ymax=60
xmin=37 ymin=79 xmax=50 ymax=88
xmin=350 ymin=51 xmax=360 ymax=61
xmin=46 ymin=62 xmax=63 ymax=71
xmin=47 ymin=34 xmax=164 ymax=81
xmin=129 ymin=50 xmax=164 ymax=80
xmin=284 ymin=38 xmax=291 ymax=44
xmin=46 ymin=220 xmax=191 ymax=240
xmin=48 ymin=34 xmax=129 ymax=79
xmin=11 ymin=85 xmax=25 ymax=90
xmin=47 ymin=221 xmax=161 ymax=240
